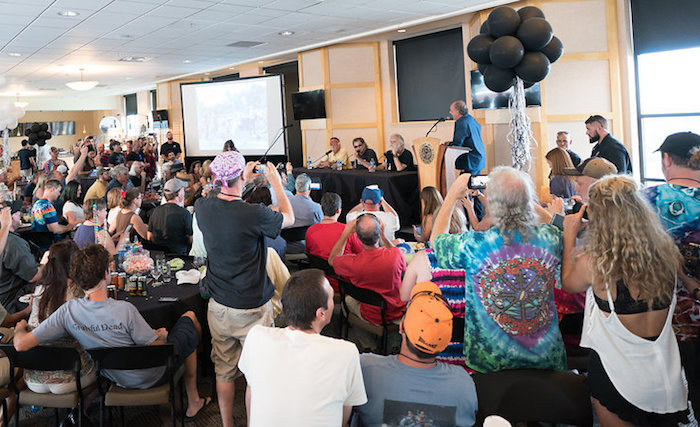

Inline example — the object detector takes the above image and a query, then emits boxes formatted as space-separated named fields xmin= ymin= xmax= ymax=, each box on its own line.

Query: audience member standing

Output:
xmin=562 ymin=176 xmax=689 ymax=425
xmin=147 ymin=179 xmax=192 ymax=255
xmin=641 ymin=131 xmax=700 ymax=412
xmin=355 ymin=282 xmax=477 ymax=426
xmin=17 ymin=140 xmax=36 ymax=178
xmin=555 ymin=131 xmax=581 ymax=167
xmin=584 ymin=115 xmax=632 ymax=174
xmin=546 ymin=147 xmax=576 ymax=198
xmin=160 ymin=131 xmax=182 ymax=161
xmin=431 ymin=167 xmax=566 ymax=373
xmin=194 ymin=151 xmax=294 ymax=427
xmin=239 ymin=269 xmax=367 ymax=426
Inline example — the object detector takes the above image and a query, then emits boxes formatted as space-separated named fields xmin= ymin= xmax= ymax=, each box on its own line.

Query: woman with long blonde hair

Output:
xmin=545 ymin=147 xmax=575 ymax=198
xmin=562 ymin=175 xmax=688 ymax=425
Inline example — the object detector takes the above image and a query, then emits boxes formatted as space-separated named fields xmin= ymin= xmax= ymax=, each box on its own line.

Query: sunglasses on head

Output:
xmin=407 ymin=289 xmax=451 ymax=311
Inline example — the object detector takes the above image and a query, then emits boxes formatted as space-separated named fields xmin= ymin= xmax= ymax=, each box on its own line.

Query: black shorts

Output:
xmin=588 ymin=350 xmax=689 ymax=426
xmin=154 ymin=316 xmax=198 ymax=386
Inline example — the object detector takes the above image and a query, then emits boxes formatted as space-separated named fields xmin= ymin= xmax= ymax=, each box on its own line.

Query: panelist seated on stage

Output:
xmin=346 ymin=186 xmax=400 ymax=244
xmin=318 ymin=137 xmax=351 ymax=169
xmin=352 ymin=137 xmax=378 ymax=170
xmin=284 ymin=173 xmax=323 ymax=254
xmin=377 ymin=134 xmax=416 ymax=172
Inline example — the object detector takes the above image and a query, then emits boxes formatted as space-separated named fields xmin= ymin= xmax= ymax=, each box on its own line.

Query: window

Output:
xmin=635 ymin=47 xmax=700 ymax=181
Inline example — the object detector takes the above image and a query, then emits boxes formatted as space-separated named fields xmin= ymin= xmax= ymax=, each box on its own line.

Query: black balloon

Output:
xmin=28 ymin=133 xmax=38 ymax=141
xmin=477 ymin=62 xmax=489 ymax=75
xmin=541 ymin=36 xmax=564 ymax=63
xmin=484 ymin=65 xmax=516 ymax=92
xmin=523 ymin=80 xmax=535 ymax=89
xmin=37 ymin=140 xmax=46 ymax=147
xmin=489 ymin=36 xmax=524 ymax=68
xmin=40 ymin=123 xmax=48 ymax=132
xmin=480 ymin=20 xmax=490 ymax=35
xmin=38 ymin=130 xmax=46 ymax=139
xmin=30 ymin=123 xmax=40 ymax=133
xmin=467 ymin=34 xmax=494 ymax=64
xmin=515 ymin=52 xmax=551 ymax=82
xmin=45 ymin=132 xmax=52 ymax=140
xmin=517 ymin=17 xmax=553 ymax=51
xmin=28 ymin=139 xmax=36 ymax=146
xmin=487 ymin=6 xmax=521 ymax=37
xmin=518 ymin=6 xmax=545 ymax=22
xmin=23 ymin=128 xmax=31 ymax=137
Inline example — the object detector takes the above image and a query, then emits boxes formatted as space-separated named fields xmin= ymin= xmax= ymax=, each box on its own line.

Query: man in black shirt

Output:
xmin=585 ymin=115 xmax=632 ymax=174
xmin=381 ymin=134 xmax=416 ymax=171
xmin=194 ymin=151 xmax=294 ymax=427
xmin=107 ymin=141 xmax=125 ymax=166
xmin=147 ymin=178 xmax=191 ymax=255
xmin=555 ymin=131 xmax=581 ymax=167
xmin=17 ymin=140 xmax=36 ymax=179
xmin=352 ymin=137 xmax=378 ymax=170
xmin=160 ymin=131 xmax=182 ymax=161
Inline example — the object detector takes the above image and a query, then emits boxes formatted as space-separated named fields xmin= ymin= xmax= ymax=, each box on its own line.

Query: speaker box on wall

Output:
xmin=153 ymin=110 xmax=169 ymax=122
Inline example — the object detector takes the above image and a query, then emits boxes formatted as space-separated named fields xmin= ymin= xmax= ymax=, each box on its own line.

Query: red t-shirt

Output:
xmin=305 ymin=222 xmax=363 ymax=292
xmin=333 ymin=247 xmax=407 ymax=324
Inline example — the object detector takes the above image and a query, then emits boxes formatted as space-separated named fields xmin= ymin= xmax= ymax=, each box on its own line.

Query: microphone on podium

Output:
xmin=425 ymin=116 xmax=452 ymax=137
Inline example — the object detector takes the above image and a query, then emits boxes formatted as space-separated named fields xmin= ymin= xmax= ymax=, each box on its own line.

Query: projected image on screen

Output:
xmin=181 ymin=75 xmax=285 ymax=157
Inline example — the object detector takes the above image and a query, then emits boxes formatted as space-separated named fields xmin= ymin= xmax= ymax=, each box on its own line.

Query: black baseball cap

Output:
xmin=655 ymin=132 xmax=700 ymax=158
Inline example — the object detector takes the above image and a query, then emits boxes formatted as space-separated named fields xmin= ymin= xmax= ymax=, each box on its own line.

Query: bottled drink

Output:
xmin=336 ymin=159 xmax=342 ymax=170
xmin=369 ymin=159 xmax=375 ymax=172
xmin=307 ymin=156 xmax=312 ymax=169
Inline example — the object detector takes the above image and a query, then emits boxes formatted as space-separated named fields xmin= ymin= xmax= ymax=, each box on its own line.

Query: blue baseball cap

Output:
xmin=361 ymin=185 xmax=382 ymax=205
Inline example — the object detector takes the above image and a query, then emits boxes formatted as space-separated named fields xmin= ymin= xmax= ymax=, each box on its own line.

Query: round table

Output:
xmin=115 ymin=255 xmax=206 ymax=329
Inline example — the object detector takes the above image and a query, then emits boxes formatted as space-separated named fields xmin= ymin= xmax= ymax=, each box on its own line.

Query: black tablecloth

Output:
xmin=116 ymin=255 xmax=205 ymax=329
xmin=292 ymin=168 xmax=420 ymax=227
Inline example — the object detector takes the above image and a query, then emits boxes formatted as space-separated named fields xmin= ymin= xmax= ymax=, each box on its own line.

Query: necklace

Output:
xmin=398 ymin=352 xmax=436 ymax=367
xmin=218 ymin=191 xmax=241 ymax=199
xmin=668 ymin=177 xmax=700 ymax=185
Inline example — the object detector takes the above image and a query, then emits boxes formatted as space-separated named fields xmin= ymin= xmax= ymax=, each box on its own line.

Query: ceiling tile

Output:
xmin=147 ymin=5 xmax=200 ymax=19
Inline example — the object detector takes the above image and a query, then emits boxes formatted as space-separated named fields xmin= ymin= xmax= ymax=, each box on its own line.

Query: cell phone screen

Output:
xmin=469 ymin=175 xmax=489 ymax=189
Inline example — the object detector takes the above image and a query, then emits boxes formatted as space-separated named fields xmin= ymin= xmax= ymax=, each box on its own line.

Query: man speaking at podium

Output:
xmin=447 ymin=100 xmax=485 ymax=175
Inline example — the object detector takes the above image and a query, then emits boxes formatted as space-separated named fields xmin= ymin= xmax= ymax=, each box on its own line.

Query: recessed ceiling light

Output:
xmin=183 ymin=59 xmax=191 ymax=63
xmin=278 ymin=30 xmax=294 ymax=36
xmin=119 ymin=56 xmax=147 ymax=62
xmin=397 ymin=28 xmax=407 ymax=33
xmin=125 ymin=77 xmax=133 ymax=80
xmin=7 ymin=53 xmax=21 ymax=57
xmin=57 ymin=10 xmax=79 ymax=17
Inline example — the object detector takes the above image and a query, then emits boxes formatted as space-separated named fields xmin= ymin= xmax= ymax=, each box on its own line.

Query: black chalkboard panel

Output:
xmin=394 ymin=28 xmax=466 ymax=122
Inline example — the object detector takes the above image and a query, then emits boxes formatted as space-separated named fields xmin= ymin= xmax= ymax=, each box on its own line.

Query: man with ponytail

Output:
xmin=642 ymin=131 xmax=700 ymax=413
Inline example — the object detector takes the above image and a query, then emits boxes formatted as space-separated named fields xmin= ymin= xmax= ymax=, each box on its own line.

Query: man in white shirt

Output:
xmin=346 ymin=185 xmax=400 ymax=243
xmin=239 ymin=269 xmax=367 ymax=426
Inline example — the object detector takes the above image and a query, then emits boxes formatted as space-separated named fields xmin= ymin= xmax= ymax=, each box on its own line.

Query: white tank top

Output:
xmin=580 ymin=282 xmax=687 ymax=413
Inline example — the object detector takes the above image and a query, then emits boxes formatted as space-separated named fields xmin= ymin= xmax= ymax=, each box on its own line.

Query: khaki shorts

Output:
xmin=207 ymin=298 xmax=274 ymax=383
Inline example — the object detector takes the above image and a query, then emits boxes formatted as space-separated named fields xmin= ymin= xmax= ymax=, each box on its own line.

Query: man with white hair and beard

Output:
xmin=430 ymin=167 xmax=566 ymax=373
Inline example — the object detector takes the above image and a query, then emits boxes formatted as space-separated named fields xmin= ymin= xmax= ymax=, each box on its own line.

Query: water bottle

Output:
xmin=307 ymin=156 xmax=312 ymax=169
xmin=369 ymin=159 xmax=375 ymax=172
xmin=336 ymin=159 xmax=342 ymax=170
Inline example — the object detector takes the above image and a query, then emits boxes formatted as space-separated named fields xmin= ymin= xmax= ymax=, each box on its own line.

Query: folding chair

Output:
xmin=87 ymin=344 xmax=184 ymax=427
xmin=0 ymin=344 xmax=92 ymax=427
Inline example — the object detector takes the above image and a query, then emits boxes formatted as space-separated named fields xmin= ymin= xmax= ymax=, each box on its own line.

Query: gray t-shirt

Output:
xmin=0 ymin=233 xmax=38 ymax=308
xmin=32 ymin=298 xmax=163 ymax=389
xmin=354 ymin=354 xmax=477 ymax=427
xmin=288 ymin=194 xmax=323 ymax=229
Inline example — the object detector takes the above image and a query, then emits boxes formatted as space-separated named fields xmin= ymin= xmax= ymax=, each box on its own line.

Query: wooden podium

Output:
xmin=412 ymin=137 xmax=444 ymax=192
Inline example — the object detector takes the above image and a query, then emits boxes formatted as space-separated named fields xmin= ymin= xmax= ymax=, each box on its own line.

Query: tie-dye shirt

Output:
xmin=31 ymin=199 xmax=58 ymax=233
xmin=433 ymin=224 xmax=567 ymax=373
xmin=643 ymin=183 xmax=700 ymax=341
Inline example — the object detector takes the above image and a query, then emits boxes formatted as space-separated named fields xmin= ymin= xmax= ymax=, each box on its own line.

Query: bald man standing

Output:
xmin=448 ymin=100 xmax=485 ymax=175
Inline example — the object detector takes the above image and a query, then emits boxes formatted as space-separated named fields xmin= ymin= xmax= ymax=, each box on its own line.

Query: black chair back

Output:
xmin=472 ymin=369 xmax=593 ymax=426
xmin=87 ymin=344 xmax=174 ymax=371
xmin=21 ymin=231 xmax=55 ymax=254
xmin=280 ymin=226 xmax=309 ymax=242
xmin=0 ymin=344 xmax=80 ymax=372
xmin=306 ymin=253 xmax=335 ymax=277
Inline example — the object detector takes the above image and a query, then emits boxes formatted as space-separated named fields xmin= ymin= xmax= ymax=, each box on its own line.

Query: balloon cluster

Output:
xmin=467 ymin=6 xmax=564 ymax=92
xmin=0 ymin=101 xmax=25 ymax=131
xmin=23 ymin=123 xmax=52 ymax=146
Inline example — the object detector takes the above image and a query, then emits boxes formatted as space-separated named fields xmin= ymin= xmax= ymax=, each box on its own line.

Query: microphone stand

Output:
xmin=259 ymin=125 xmax=291 ymax=163
xmin=425 ymin=117 xmax=446 ymax=137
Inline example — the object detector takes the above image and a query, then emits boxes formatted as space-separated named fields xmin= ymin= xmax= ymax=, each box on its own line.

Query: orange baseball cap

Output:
xmin=404 ymin=282 xmax=453 ymax=354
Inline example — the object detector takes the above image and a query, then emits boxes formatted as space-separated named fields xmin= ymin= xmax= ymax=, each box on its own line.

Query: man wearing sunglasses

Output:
xmin=354 ymin=282 xmax=477 ymax=426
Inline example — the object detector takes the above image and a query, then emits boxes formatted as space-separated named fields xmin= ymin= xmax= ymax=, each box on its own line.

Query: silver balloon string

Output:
xmin=1 ymin=129 xmax=9 ymax=169
xmin=507 ymin=77 xmax=534 ymax=171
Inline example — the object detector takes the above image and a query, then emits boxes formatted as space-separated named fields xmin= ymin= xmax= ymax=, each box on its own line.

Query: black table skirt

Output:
xmin=292 ymin=168 xmax=420 ymax=227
